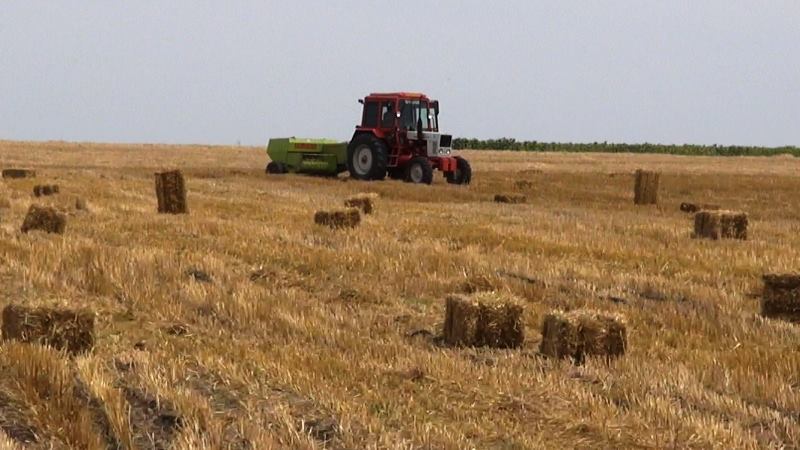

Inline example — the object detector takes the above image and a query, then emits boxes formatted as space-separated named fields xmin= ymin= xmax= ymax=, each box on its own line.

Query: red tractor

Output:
xmin=347 ymin=92 xmax=471 ymax=185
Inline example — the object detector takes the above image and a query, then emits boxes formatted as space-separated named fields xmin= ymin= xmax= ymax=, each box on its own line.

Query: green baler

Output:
xmin=265 ymin=138 xmax=348 ymax=175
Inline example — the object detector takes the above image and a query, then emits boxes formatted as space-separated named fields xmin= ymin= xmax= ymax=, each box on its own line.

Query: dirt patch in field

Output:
xmin=0 ymin=391 xmax=39 ymax=445
xmin=117 ymin=384 xmax=183 ymax=450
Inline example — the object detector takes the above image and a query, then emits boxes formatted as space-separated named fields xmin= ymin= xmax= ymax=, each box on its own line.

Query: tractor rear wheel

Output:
xmin=405 ymin=157 xmax=433 ymax=185
xmin=446 ymin=156 xmax=472 ymax=185
xmin=266 ymin=161 xmax=287 ymax=174
xmin=347 ymin=134 xmax=388 ymax=181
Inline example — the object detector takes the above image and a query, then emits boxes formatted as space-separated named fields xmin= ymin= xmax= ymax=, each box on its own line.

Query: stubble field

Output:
xmin=0 ymin=140 xmax=799 ymax=449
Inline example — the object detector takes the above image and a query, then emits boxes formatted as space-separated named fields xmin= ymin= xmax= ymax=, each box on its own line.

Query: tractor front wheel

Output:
xmin=347 ymin=134 xmax=388 ymax=181
xmin=446 ymin=156 xmax=472 ymax=185
xmin=405 ymin=157 xmax=433 ymax=185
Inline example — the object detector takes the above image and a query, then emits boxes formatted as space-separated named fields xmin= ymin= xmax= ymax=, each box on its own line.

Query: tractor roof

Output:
xmin=366 ymin=92 xmax=431 ymax=100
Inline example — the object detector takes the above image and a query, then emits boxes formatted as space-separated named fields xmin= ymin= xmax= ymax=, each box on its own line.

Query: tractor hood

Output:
xmin=409 ymin=132 xmax=453 ymax=157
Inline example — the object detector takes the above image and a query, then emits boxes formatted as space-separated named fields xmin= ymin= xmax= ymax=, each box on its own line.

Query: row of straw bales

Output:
xmin=440 ymin=270 xmax=800 ymax=361
xmin=442 ymin=293 xmax=627 ymax=363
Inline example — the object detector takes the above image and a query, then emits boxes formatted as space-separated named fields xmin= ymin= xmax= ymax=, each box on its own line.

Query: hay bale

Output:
xmin=514 ymin=180 xmax=533 ymax=190
xmin=761 ymin=273 xmax=800 ymax=322
xmin=314 ymin=208 xmax=360 ymax=229
xmin=20 ymin=205 xmax=66 ymax=234
xmin=344 ymin=195 xmax=374 ymax=215
xmin=1 ymin=304 xmax=95 ymax=354
xmin=2 ymin=169 xmax=36 ymax=179
xmin=693 ymin=210 xmax=748 ymax=240
xmin=633 ymin=169 xmax=660 ymax=205
xmin=494 ymin=194 xmax=526 ymax=204
xmin=33 ymin=184 xmax=59 ymax=197
xmin=442 ymin=294 xmax=524 ymax=348
xmin=75 ymin=197 xmax=89 ymax=211
xmin=540 ymin=310 xmax=626 ymax=363
xmin=154 ymin=170 xmax=188 ymax=214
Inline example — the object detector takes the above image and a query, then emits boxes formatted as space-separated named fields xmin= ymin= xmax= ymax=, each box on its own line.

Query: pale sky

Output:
xmin=1 ymin=1 xmax=798 ymax=147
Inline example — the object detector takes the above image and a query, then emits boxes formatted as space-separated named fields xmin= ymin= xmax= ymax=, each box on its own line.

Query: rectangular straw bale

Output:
xmin=576 ymin=313 xmax=627 ymax=362
xmin=33 ymin=185 xmax=59 ymax=197
xmin=443 ymin=294 xmax=524 ymax=348
xmin=2 ymin=304 xmax=95 ymax=354
xmin=494 ymin=194 xmax=526 ymax=204
xmin=693 ymin=210 xmax=747 ymax=240
xmin=539 ymin=312 xmax=580 ymax=359
xmin=314 ymin=208 xmax=360 ymax=229
xmin=442 ymin=295 xmax=479 ymax=346
xmin=154 ymin=170 xmax=188 ymax=214
xmin=540 ymin=310 xmax=626 ymax=362
xmin=761 ymin=273 xmax=800 ymax=322
xmin=344 ymin=195 xmax=374 ymax=214
xmin=2 ymin=169 xmax=36 ymax=179
xmin=20 ymin=205 xmax=66 ymax=234
xmin=633 ymin=170 xmax=660 ymax=205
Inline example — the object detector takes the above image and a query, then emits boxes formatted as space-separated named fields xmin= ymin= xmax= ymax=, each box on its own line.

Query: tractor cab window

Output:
xmin=399 ymin=100 xmax=434 ymax=132
xmin=362 ymin=101 xmax=379 ymax=128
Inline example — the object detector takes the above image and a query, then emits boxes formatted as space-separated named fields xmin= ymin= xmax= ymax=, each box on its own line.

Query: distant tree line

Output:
xmin=451 ymin=137 xmax=800 ymax=157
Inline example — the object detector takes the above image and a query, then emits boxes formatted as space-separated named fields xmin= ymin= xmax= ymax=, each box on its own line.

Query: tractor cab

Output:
xmin=348 ymin=92 xmax=469 ymax=185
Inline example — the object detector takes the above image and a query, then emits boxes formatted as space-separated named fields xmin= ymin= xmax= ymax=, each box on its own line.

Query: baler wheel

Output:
xmin=405 ymin=157 xmax=433 ymax=185
xmin=446 ymin=156 xmax=472 ymax=185
xmin=266 ymin=162 xmax=287 ymax=174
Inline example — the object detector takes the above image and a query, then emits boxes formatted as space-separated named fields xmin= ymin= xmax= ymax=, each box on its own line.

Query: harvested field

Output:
xmin=0 ymin=140 xmax=799 ymax=448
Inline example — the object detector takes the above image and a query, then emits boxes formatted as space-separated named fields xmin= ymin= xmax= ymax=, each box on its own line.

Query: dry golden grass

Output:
xmin=0 ymin=140 xmax=799 ymax=449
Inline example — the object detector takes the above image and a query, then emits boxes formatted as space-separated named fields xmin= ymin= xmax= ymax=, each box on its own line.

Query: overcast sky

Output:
xmin=1 ymin=1 xmax=798 ymax=147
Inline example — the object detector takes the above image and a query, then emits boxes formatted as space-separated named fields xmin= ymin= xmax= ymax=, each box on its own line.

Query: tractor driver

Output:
xmin=381 ymin=103 xmax=395 ymax=128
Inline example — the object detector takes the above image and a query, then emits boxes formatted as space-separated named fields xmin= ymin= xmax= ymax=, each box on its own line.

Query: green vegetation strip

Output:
xmin=453 ymin=138 xmax=800 ymax=157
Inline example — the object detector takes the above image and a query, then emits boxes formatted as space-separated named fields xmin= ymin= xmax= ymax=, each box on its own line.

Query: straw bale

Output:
xmin=155 ymin=170 xmax=188 ymax=214
xmin=442 ymin=294 xmax=524 ymax=348
xmin=344 ymin=195 xmax=374 ymax=214
xmin=2 ymin=169 xmax=35 ymax=179
xmin=540 ymin=309 xmax=626 ymax=362
xmin=761 ymin=273 xmax=800 ymax=322
xmin=20 ymin=205 xmax=66 ymax=234
xmin=2 ymin=304 xmax=95 ymax=354
xmin=314 ymin=208 xmax=360 ymax=229
xmin=694 ymin=210 xmax=748 ymax=240
xmin=494 ymin=194 xmax=526 ymax=204
xmin=633 ymin=170 xmax=660 ymax=205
